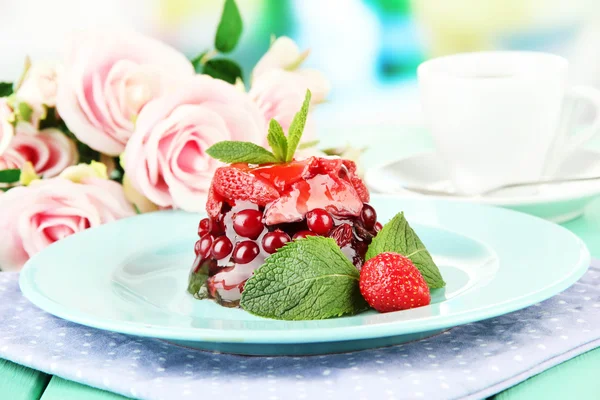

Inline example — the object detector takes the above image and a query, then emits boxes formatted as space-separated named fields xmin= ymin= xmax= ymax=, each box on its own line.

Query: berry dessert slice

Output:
xmin=187 ymin=90 xmax=381 ymax=307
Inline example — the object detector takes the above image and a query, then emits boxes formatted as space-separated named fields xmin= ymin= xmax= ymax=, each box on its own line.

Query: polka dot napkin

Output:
xmin=0 ymin=262 xmax=599 ymax=400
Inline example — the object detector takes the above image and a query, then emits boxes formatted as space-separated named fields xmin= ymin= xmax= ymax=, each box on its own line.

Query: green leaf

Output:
xmin=267 ymin=119 xmax=287 ymax=162
xmin=17 ymin=102 xmax=32 ymax=122
xmin=207 ymin=141 xmax=278 ymax=164
xmin=203 ymin=58 xmax=243 ymax=84
xmin=285 ymin=89 xmax=311 ymax=162
xmin=0 ymin=169 xmax=21 ymax=183
xmin=191 ymin=51 xmax=208 ymax=73
xmin=214 ymin=0 xmax=243 ymax=53
xmin=366 ymin=212 xmax=446 ymax=289
xmin=240 ymin=236 xmax=370 ymax=320
xmin=187 ymin=260 xmax=211 ymax=299
xmin=0 ymin=82 xmax=13 ymax=97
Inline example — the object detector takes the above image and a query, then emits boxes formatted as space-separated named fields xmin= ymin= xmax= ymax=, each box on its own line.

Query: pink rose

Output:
xmin=124 ymin=75 xmax=265 ymax=212
xmin=252 ymin=36 xmax=307 ymax=80
xmin=0 ymin=148 xmax=25 ymax=170
xmin=10 ymin=125 xmax=78 ymax=177
xmin=249 ymin=69 xmax=330 ymax=140
xmin=16 ymin=60 xmax=61 ymax=122
xmin=0 ymin=99 xmax=15 ymax=155
xmin=56 ymin=30 xmax=194 ymax=156
xmin=0 ymin=178 xmax=135 ymax=271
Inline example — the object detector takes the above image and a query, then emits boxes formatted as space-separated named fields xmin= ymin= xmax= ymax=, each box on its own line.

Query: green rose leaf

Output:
xmin=191 ymin=51 xmax=208 ymax=73
xmin=0 ymin=169 xmax=21 ymax=183
xmin=203 ymin=58 xmax=243 ymax=84
xmin=0 ymin=82 xmax=13 ymax=97
xmin=241 ymin=236 xmax=370 ymax=320
xmin=215 ymin=0 xmax=243 ymax=53
xmin=366 ymin=212 xmax=446 ymax=289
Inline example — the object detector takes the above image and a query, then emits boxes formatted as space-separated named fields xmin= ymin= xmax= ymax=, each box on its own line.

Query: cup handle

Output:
xmin=561 ymin=85 xmax=600 ymax=153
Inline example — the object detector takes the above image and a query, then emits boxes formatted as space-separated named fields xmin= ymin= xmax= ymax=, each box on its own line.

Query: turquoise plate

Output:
xmin=19 ymin=195 xmax=590 ymax=355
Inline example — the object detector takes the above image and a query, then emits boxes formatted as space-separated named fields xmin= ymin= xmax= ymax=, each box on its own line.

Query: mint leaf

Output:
xmin=187 ymin=260 xmax=210 ymax=299
xmin=240 ymin=236 xmax=369 ymax=320
xmin=285 ymin=90 xmax=311 ymax=162
xmin=366 ymin=212 xmax=445 ymax=289
xmin=0 ymin=169 xmax=20 ymax=183
xmin=267 ymin=119 xmax=287 ymax=162
xmin=0 ymin=82 xmax=13 ymax=97
xmin=203 ymin=58 xmax=243 ymax=84
xmin=215 ymin=0 xmax=243 ymax=53
xmin=207 ymin=141 xmax=278 ymax=164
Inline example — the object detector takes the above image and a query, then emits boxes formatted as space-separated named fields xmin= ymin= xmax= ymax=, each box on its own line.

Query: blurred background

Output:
xmin=1 ymin=0 xmax=598 ymax=147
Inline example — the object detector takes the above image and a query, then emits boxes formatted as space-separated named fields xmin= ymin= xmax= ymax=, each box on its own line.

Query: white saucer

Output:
xmin=365 ymin=149 xmax=600 ymax=223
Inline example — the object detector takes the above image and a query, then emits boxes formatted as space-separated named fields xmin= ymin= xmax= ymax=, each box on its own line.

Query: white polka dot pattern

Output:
xmin=0 ymin=265 xmax=599 ymax=400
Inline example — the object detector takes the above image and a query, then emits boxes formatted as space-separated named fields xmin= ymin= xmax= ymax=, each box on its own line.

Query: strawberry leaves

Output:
xmin=206 ymin=89 xmax=312 ymax=165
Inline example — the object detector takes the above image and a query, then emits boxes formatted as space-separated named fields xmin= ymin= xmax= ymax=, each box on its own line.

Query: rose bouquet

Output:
xmin=0 ymin=0 xmax=331 ymax=271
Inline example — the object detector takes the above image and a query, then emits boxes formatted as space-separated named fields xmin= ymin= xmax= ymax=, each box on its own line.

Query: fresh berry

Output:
xmin=360 ymin=203 xmax=377 ymax=230
xmin=262 ymin=231 xmax=291 ymax=254
xmin=329 ymin=224 xmax=353 ymax=248
xmin=375 ymin=222 xmax=383 ymax=232
xmin=195 ymin=234 xmax=213 ymax=258
xmin=293 ymin=230 xmax=317 ymax=240
xmin=198 ymin=218 xmax=210 ymax=237
xmin=211 ymin=236 xmax=233 ymax=260
xmin=212 ymin=166 xmax=279 ymax=206
xmin=233 ymin=209 xmax=264 ymax=239
xmin=306 ymin=208 xmax=333 ymax=235
xmin=233 ymin=241 xmax=260 ymax=264
xmin=206 ymin=186 xmax=224 ymax=219
xmin=359 ymin=252 xmax=430 ymax=313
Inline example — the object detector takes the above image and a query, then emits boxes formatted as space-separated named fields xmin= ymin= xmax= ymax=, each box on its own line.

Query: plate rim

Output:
xmin=365 ymin=150 xmax=600 ymax=206
xmin=19 ymin=196 xmax=591 ymax=345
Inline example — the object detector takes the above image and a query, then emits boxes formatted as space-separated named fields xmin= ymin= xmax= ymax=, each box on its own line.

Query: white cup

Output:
xmin=417 ymin=51 xmax=600 ymax=195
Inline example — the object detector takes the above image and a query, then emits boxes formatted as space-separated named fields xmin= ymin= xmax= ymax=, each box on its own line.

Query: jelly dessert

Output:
xmin=188 ymin=156 xmax=381 ymax=307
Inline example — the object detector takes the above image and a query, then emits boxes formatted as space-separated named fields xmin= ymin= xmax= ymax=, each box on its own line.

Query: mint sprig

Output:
xmin=366 ymin=212 xmax=446 ymax=289
xmin=267 ymin=119 xmax=288 ymax=161
xmin=206 ymin=141 xmax=278 ymax=165
xmin=285 ymin=90 xmax=311 ymax=162
xmin=206 ymin=89 xmax=312 ymax=165
xmin=240 ymin=236 xmax=369 ymax=320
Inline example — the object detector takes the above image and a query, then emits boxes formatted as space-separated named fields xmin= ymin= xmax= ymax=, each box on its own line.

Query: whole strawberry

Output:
xmin=360 ymin=252 xmax=430 ymax=313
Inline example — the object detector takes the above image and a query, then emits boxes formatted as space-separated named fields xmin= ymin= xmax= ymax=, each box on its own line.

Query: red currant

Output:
xmin=195 ymin=234 xmax=213 ymax=258
xmin=198 ymin=218 xmax=210 ymax=237
xmin=375 ymin=222 xmax=383 ymax=232
xmin=233 ymin=209 xmax=264 ymax=239
xmin=233 ymin=241 xmax=260 ymax=264
xmin=211 ymin=236 xmax=233 ymax=260
xmin=293 ymin=230 xmax=317 ymax=240
xmin=262 ymin=231 xmax=291 ymax=254
xmin=306 ymin=208 xmax=333 ymax=235
xmin=360 ymin=203 xmax=377 ymax=231
xmin=209 ymin=217 xmax=225 ymax=235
